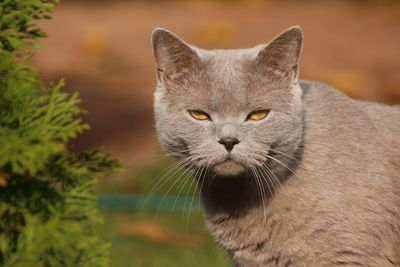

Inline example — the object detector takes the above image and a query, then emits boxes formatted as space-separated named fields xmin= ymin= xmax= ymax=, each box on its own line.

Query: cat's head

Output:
xmin=151 ymin=26 xmax=304 ymax=177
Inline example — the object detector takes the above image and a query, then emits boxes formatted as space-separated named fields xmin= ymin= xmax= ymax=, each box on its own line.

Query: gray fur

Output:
xmin=151 ymin=26 xmax=400 ymax=266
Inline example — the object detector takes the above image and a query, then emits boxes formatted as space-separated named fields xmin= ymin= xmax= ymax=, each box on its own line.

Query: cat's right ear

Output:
xmin=255 ymin=26 xmax=303 ymax=79
xmin=151 ymin=28 xmax=199 ymax=84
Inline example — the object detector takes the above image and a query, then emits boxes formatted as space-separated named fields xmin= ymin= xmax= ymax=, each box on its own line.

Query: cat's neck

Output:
xmin=199 ymin=167 xmax=294 ymax=252
xmin=200 ymin=172 xmax=262 ymax=218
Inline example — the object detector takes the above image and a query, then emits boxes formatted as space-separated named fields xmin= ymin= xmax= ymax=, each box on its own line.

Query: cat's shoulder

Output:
xmin=298 ymin=80 xmax=353 ymax=114
xmin=299 ymin=80 xmax=345 ymax=102
xmin=300 ymin=80 xmax=400 ymax=157
xmin=299 ymin=79 xmax=400 ymax=118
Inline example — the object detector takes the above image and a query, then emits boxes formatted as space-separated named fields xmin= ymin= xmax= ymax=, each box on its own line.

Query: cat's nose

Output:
xmin=218 ymin=137 xmax=240 ymax=152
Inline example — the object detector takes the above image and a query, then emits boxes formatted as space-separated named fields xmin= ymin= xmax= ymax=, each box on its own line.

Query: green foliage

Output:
xmin=0 ymin=0 xmax=56 ymax=51
xmin=0 ymin=1 xmax=119 ymax=266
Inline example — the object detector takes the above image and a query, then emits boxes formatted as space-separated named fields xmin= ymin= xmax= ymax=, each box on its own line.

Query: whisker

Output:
xmin=197 ymin=163 xmax=210 ymax=210
xmin=155 ymin=159 xmax=195 ymax=219
xmin=260 ymin=162 xmax=290 ymax=199
xmin=183 ymin=164 xmax=202 ymax=221
xmin=141 ymin=158 xmax=189 ymax=212
xmin=255 ymin=165 xmax=273 ymax=197
xmin=259 ymin=164 xmax=278 ymax=194
xmin=170 ymin=162 xmax=199 ymax=211
xmin=186 ymin=164 xmax=207 ymax=232
xmin=251 ymin=167 xmax=267 ymax=223
xmin=143 ymin=157 xmax=191 ymax=209
xmin=265 ymin=154 xmax=298 ymax=177
xmin=257 ymin=164 xmax=288 ymax=211
xmin=267 ymin=148 xmax=302 ymax=162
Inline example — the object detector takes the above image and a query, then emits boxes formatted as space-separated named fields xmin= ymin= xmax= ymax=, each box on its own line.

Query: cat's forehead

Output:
xmin=196 ymin=48 xmax=260 ymax=89
xmin=190 ymin=51 xmax=250 ymax=112
xmin=191 ymin=48 xmax=283 ymax=105
xmin=172 ymin=56 xmax=272 ymax=115
xmin=198 ymin=46 xmax=259 ymax=73
xmin=197 ymin=44 xmax=263 ymax=59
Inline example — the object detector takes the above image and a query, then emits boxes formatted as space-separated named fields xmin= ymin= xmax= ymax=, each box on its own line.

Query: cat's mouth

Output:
xmin=213 ymin=158 xmax=246 ymax=176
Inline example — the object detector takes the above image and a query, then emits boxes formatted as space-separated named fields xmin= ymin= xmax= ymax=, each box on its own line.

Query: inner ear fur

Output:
xmin=151 ymin=28 xmax=199 ymax=83
xmin=256 ymin=26 xmax=303 ymax=77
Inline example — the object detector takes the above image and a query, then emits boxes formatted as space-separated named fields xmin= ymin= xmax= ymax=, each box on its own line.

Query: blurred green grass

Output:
xmin=98 ymin=159 xmax=232 ymax=267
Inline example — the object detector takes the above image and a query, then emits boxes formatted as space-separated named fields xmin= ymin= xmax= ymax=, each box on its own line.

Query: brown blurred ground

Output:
xmin=33 ymin=0 xmax=400 ymax=166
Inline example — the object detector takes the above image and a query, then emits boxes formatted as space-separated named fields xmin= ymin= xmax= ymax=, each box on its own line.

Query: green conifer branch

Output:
xmin=0 ymin=1 xmax=119 ymax=266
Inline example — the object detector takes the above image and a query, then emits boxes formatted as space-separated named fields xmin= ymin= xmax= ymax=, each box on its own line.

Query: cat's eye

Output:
xmin=246 ymin=109 xmax=270 ymax=121
xmin=188 ymin=110 xmax=211 ymax=121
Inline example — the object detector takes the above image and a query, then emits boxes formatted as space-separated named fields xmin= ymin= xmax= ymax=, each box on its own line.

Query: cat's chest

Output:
xmin=201 ymin=172 xmax=304 ymax=255
xmin=203 ymin=190 xmax=305 ymax=257
xmin=205 ymin=208 xmax=309 ymax=267
xmin=203 ymin=169 xmax=400 ymax=267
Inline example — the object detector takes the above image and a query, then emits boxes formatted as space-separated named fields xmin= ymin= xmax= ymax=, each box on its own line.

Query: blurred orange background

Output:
xmin=34 ymin=0 xmax=400 ymax=168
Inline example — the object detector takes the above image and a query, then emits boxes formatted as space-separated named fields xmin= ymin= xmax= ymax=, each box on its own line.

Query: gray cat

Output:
xmin=150 ymin=26 xmax=400 ymax=266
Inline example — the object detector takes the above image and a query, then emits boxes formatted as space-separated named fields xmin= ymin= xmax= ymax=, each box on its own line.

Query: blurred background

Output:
xmin=33 ymin=0 xmax=400 ymax=266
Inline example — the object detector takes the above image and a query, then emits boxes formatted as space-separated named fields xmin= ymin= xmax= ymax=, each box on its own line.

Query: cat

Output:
xmin=150 ymin=26 xmax=400 ymax=266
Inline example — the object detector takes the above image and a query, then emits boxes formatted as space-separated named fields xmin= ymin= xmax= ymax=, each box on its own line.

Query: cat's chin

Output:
xmin=213 ymin=159 xmax=246 ymax=176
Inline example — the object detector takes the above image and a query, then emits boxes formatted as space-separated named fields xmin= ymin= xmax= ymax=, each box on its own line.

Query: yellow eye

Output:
xmin=247 ymin=110 xmax=270 ymax=121
xmin=188 ymin=110 xmax=210 ymax=121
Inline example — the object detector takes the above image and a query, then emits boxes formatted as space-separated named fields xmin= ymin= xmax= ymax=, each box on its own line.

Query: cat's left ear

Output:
xmin=151 ymin=28 xmax=199 ymax=84
xmin=256 ymin=26 xmax=303 ymax=78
